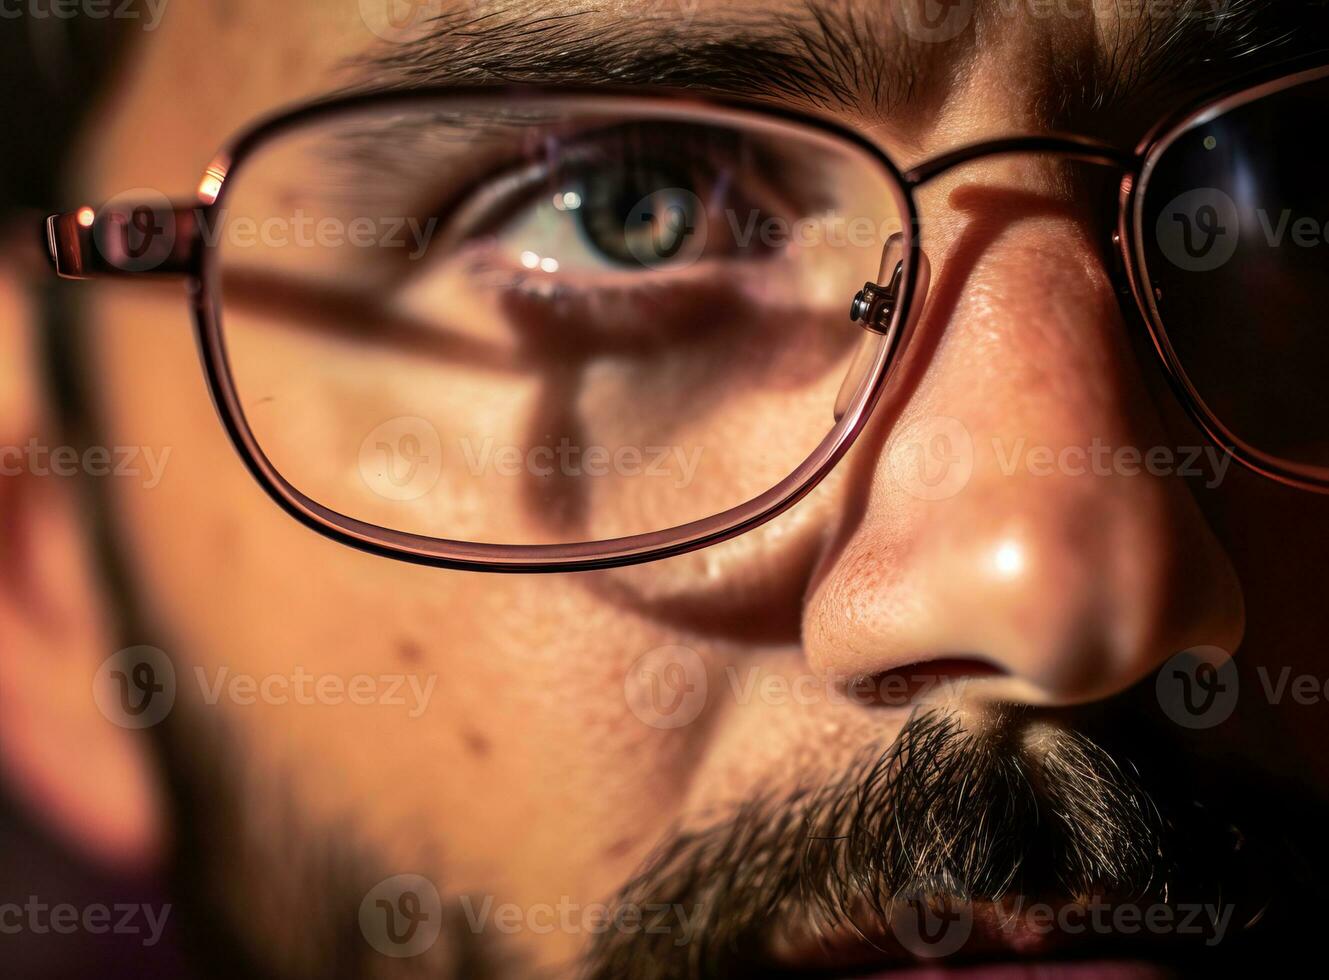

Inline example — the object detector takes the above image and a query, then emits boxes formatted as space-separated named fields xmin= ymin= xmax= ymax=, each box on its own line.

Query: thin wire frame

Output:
xmin=43 ymin=61 xmax=1329 ymax=573
xmin=1123 ymin=61 xmax=1329 ymax=493
xmin=199 ymin=91 xmax=922 ymax=573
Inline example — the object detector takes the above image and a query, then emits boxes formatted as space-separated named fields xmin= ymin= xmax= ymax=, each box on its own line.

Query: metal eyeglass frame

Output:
xmin=41 ymin=60 xmax=1329 ymax=573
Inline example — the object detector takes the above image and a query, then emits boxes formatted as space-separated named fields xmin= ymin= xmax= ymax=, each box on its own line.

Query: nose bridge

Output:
xmin=902 ymin=134 xmax=1138 ymax=188
xmin=805 ymin=181 xmax=1245 ymax=708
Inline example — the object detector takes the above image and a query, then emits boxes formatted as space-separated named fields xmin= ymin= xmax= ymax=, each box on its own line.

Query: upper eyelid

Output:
xmin=432 ymin=124 xmax=754 ymax=243
xmin=434 ymin=159 xmax=551 ymax=254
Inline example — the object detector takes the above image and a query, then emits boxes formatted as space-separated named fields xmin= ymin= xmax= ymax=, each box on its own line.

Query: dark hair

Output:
xmin=0 ymin=7 xmax=141 ymax=214
xmin=0 ymin=8 xmax=149 ymax=630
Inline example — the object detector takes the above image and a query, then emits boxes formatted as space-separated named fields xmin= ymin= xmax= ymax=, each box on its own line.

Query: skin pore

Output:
xmin=4 ymin=1 xmax=1329 ymax=977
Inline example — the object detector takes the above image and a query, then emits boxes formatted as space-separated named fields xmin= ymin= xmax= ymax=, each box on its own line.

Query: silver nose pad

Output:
xmin=834 ymin=233 xmax=931 ymax=421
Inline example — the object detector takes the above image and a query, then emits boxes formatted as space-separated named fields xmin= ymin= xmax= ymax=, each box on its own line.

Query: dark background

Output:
xmin=2 ymin=7 xmax=192 ymax=977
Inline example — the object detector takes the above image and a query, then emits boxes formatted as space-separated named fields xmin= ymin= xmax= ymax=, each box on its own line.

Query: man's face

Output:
xmin=55 ymin=0 xmax=1329 ymax=976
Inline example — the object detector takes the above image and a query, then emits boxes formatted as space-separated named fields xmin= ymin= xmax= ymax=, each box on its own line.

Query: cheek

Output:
xmin=221 ymin=282 xmax=856 ymax=549
xmin=88 ymin=280 xmax=711 ymax=896
xmin=1200 ymin=469 xmax=1329 ymax=786
xmin=92 ymin=284 xmax=325 ymax=641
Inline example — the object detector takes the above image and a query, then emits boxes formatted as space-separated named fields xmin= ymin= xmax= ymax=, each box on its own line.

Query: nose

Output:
xmin=804 ymin=185 xmax=1245 ymax=707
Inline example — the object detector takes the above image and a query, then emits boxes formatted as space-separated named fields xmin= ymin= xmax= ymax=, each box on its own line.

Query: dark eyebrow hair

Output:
xmin=1087 ymin=0 xmax=1329 ymax=114
xmin=359 ymin=1 xmax=932 ymax=114
xmin=358 ymin=0 xmax=1329 ymax=125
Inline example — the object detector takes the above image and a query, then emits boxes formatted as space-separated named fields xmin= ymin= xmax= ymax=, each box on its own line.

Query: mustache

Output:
xmin=582 ymin=706 xmax=1323 ymax=979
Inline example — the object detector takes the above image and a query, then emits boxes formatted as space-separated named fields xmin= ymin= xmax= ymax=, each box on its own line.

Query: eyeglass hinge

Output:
xmin=45 ymin=204 xmax=199 ymax=280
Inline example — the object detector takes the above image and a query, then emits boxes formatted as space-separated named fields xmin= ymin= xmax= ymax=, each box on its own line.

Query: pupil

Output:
xmin=576 ymin=166 xmax=699 ymax=268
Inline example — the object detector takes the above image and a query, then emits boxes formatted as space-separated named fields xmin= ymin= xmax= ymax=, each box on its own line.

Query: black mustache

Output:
xmin=582 ymin=706 xmax=1323 ymax=979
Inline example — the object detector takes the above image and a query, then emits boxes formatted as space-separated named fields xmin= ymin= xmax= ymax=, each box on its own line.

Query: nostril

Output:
xmin=843 ymin=657 xmax=1006 ymax=708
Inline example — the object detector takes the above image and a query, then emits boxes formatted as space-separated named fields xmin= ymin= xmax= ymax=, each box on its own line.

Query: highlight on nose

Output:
xmin=805 ymin=218 xmax=1245 ymax=710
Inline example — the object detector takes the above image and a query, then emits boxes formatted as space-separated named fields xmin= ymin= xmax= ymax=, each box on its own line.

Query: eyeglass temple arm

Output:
xmin=44 ymin=203 xmax=198 ymax=280
xmin=903 ymin=134 xmax=1139 ymax=186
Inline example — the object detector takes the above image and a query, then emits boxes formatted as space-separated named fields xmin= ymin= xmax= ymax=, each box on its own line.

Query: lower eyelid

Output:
xmin=496 ymin=270 xmax=835 ymax=360
xmin=474 ymin=246 xmax=797 ymax=303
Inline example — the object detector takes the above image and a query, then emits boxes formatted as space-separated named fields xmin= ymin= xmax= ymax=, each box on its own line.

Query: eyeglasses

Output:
xmin=42 ymin=60 xmax=1329 ymax=572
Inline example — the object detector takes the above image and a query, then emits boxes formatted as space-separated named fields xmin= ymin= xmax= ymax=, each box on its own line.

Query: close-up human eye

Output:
xmin=470 ymin=127 xmax=738 ymax=275
xmin=426 ymin=118 xmax=840 ymax=331
xmin=5 ymin=2 xmax=1329 ymax=980
xmin=199 ymin=99 xmax=902 ymax=548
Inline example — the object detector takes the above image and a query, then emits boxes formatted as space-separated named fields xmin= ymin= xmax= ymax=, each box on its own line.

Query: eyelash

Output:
xmin=441 ymin=124 xmax=752 ymax=243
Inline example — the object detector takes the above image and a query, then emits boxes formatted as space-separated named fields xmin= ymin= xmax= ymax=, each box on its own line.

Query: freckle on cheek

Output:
xmin=396 ymin=639 xmax=424 ymax=665
xmin=461 ymin=730 xmax=491 ymax=758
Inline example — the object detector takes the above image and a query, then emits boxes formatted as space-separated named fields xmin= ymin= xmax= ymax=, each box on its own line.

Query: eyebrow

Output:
xmin=361 ymin=1 xmax=926 ymax=114
xmin=359 ymin=1 xmax=1329 ymax=124
xmin=1088 ymin=0 xmax=1329 ymax=113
